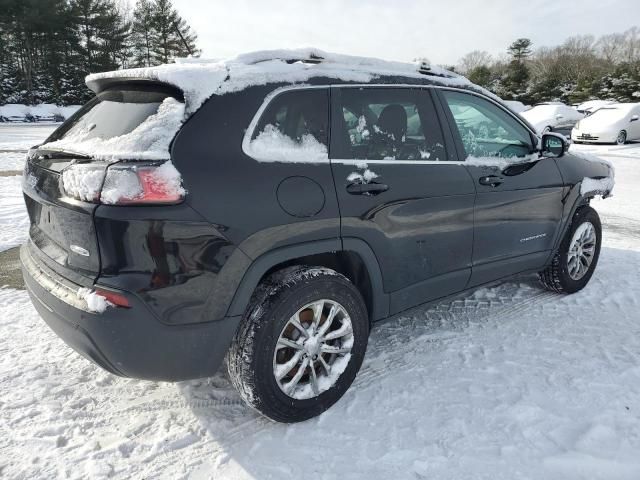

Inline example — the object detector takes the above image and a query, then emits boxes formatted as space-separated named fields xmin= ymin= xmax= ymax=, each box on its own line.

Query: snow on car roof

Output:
xmin=599 ymin=103 xmax=639 ymax=112
xmin=86 ymin=48 xmax=493 ymax=115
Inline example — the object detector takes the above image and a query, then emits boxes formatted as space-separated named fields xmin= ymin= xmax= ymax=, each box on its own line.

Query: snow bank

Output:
xmin=0 ymin=103 xmax=80 ymax=120
xmin=86 ymin=47 xmax=492 ymax=116
xmin=42 ymin=97 xmax=184 ymax=161
xmin=0 ymin=104 xmax=29 ymax=117
xmin=77 ymin=288 xmax=112 ymax=313
xmin=0 ymin=175 xmax=30 ymax=252
xmin=246 ymin=124 xmax=328 ymax=163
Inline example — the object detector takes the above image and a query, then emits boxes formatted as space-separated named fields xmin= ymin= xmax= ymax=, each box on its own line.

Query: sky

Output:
xmin=170 ymin=0 xmax=639 ymax=65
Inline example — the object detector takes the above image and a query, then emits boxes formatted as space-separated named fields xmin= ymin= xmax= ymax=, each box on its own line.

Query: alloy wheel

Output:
xmin=273 ymin=299 xmax=354 ymax=400
xmin=567 ymin=222 xmax=597 ymax=281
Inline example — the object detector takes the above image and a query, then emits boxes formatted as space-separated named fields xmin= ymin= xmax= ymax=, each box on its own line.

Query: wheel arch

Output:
xmin=552 ymin=190 xmax=594 ymax=253
xmin=226 ymin=238 xmax=389 ymax=322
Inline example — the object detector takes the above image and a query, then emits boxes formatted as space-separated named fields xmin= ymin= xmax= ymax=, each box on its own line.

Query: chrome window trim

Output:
xmin=331 ymin=159 xmax=467 ymax=166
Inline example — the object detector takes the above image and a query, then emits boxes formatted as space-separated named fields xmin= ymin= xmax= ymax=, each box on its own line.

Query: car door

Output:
xmin=436 ymin=88 xmax=565 ymax=287
xmin=329 ymin=86 xmax=475 ymax=314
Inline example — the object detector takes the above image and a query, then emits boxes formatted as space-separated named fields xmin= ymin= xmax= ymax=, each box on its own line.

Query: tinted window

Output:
xmin=334 ymin=88 xmax=447 ymax=161
xmin=252 ymin=89 xmax=329 ymax=147
xmin=50 ymin=87 xmax=181 ymax=143
xmin=442 ymin=91 xmax=533 ymax=159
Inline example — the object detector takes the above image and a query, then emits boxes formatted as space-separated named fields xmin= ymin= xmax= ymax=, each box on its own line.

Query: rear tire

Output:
xmin=616 ymin=130 xmax=627 ymax=145
xmin=227 ymin=266 xmax=369 ymax=423
xmin=539 ymin=206 xmax=602 ymax=294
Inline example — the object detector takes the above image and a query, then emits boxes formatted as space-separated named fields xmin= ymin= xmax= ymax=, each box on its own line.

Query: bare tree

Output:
xmin=457 ymin=50 xmax=493 ymax=73
xmin=596 ymin=33 xmax=626 ymax=63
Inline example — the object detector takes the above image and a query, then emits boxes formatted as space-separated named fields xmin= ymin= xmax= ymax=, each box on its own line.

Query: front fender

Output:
xmin=551 ymin=150 xmax=613 ymax=252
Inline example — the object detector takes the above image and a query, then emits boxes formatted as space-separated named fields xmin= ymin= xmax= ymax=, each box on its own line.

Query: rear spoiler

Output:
xmin=85 ymin=77 xmax=184 ymax=101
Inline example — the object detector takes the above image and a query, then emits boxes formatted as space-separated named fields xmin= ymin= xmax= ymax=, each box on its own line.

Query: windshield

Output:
xmin=41 ymin=85 xmax=185 ymax=160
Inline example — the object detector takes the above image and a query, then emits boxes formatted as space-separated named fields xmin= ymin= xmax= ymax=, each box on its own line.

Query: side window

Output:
xmin=441 ymin=90 xmax=533 ymax=159
xmin=334 ymin=88 xmax=447 ymax=161
xmin=247 ymin=89 xmax=329 ymax=162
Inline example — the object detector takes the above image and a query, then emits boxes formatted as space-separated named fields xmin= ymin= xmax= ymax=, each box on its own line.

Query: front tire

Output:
xmin=227 ymin=266 xmax=369 ymax=423
xmin=616 ymin=130 xmax=627 ymax=145
xmin=539 ymin=206 xmax=602 ymax=293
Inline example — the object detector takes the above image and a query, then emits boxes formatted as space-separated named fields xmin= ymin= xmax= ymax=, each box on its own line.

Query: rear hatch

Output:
xmin=22 ymin=83 xmax=184 ymax=284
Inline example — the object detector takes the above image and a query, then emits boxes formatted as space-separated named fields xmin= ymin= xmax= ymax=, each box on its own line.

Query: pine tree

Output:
xmin=502 ymin=38 xmax=533 ymax=101
xmin=508 ymin=38 xmax=533 ymax=63
xmin=149 ymin=0 xmax=199 ymax=64
xmin=131 ymin=0 xmax=155 ymax=67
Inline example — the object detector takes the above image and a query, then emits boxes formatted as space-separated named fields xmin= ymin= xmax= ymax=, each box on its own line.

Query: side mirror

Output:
xmin=555 ymin=114 xmax=564 ymax=119
xmin=631 ymin=115 xmax=639 ymax=123
xmin=541 ymin=132 xmax=568 ymax=158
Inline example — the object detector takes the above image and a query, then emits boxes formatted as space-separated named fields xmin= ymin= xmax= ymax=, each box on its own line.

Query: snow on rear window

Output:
xmin=41 ymin=97 xmax=184 ymax=161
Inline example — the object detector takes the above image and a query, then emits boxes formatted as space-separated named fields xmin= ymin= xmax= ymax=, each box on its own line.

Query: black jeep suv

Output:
xmin=21 ymin=50 xmax=613 ymax=422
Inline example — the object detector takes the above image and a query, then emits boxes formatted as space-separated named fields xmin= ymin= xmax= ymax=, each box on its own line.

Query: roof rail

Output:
xmin=249 ymin=53 xmax=325 ymax=65
xmin=416 ymin=60 xmax=431 ymax=74
xmin=245 ymin=50 xmax=453 ymax=79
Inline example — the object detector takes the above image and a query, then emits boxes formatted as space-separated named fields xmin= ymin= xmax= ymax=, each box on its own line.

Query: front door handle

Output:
xmin=479 ymin=175 xmax=504 ymax=187
xmin=346 ymin=182 xmax=389 ymax=195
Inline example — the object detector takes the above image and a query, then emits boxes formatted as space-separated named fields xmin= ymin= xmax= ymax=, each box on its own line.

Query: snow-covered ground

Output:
xmin=1 ymin=125 xmax=640 ymax=479
xmin=0 ymin=123 xmax=57 ymax=154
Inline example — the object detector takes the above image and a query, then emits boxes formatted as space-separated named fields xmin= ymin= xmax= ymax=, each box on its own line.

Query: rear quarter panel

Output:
xmin=171 ymin=85 xmax=341 ymax=260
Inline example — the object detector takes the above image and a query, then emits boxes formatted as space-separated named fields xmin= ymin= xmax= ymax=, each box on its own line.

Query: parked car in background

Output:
xmin=33 ymin=113 xmax=57 ymax=122
xmin=520 ymin=103 xmax=584 ymax=135
xmin=572 ymin=103 xmax=640 ymax=145
xmin=503 ymin=100 xmax=530 ymax=113
xmin=576 ymin=99 xmax=616 ymax=116
xmin=0 ymin=104 xmax=28 ymax=122
xmin=0 ymin=104 xmax=80 ymax=123
xmin=31 ymin=104 xmax=61 ymax=123
xmin=1 ymin=114 xmax=25 ymax=122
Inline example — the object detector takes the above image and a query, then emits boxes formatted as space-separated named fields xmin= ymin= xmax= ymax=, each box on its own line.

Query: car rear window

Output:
xmin=51 ymin=87 xmax=182 ymax=143
xmin=40 ymin=85 xmax=185 ymax=161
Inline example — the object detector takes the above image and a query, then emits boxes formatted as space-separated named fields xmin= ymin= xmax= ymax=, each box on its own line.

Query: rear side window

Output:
xmin=441 ymin=90 xmax=533 ymax=159
xmin=247 ymin=89 xmax=329 ymax=163
xmin=333 ymin=87 xmax=447 ymax=161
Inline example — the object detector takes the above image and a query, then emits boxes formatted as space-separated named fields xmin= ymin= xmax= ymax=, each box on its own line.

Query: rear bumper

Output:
xmin=21 ymin=243 xmax=241 ymax=381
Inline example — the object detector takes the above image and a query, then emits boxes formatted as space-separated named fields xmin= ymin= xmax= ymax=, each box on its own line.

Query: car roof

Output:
xmin=85 ymin=48 xmax=498 ymax=115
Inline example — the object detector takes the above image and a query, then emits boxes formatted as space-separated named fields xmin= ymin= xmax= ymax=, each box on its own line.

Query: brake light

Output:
xmin=62 ymin=161 xmax=185 ymax=205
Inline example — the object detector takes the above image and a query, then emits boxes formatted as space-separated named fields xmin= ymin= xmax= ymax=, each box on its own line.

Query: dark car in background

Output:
xmin=21 ymin=51 xmax=613 ymax=423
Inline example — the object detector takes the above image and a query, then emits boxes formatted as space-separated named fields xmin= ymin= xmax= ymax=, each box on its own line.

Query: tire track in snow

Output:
xmin=354 ymin=285 xmax=558 ymax=389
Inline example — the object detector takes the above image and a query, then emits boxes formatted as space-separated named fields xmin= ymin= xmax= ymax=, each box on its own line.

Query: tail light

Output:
xmin=94 ymin=288 xmax=131 ymax=308
xmin=62 ymin=161 xmax=185 ymax=205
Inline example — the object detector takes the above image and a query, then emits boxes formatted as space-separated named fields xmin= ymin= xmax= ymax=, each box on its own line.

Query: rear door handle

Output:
xmin=346 ymin=182 xmax=389 ymax=195
xmin=479 ymin=175 xmax=504 ymax=187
